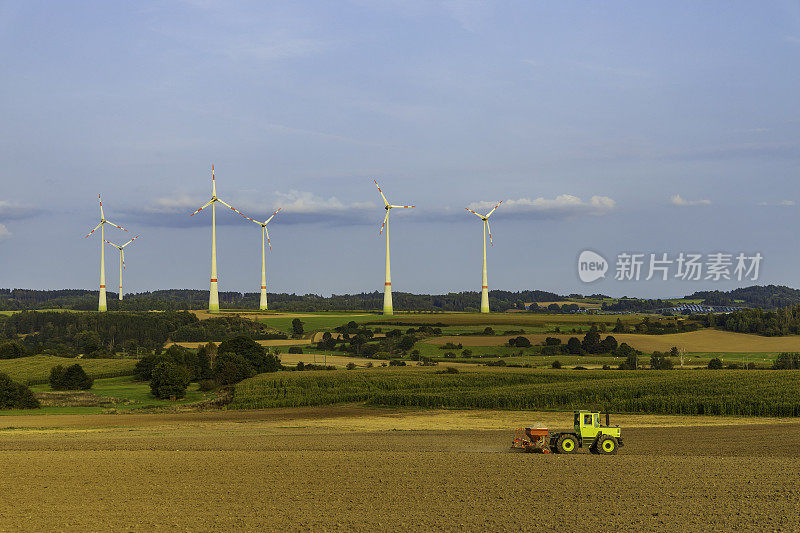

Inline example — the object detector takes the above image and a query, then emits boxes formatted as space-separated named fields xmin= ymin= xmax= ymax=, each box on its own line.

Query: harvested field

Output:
xmin=0 ymin=408 xmax=798 ymax=531
xmin=428 ymin=330 xmax=800 ymax=353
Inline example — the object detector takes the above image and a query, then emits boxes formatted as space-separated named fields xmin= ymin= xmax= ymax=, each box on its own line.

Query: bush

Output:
xmin=551 ymin=360 xmax=562 ymax=369
xmin=49 ymin=364 xmax=93 ymax=390
xmin=707 ymin=357 xmax=723 ymax=370
xmin=388 ymin=359 xmax=406 ymax=366
xmin=0 ymin=372 xmax=40 ymax=409
xmin=198 ymin=379 xmax=217 ymax=391
xmin=461 ymin=349 xmax=473 ymax=357
xmin=288 ymin=346 xmax=303 ymax=354
xmin=436 ymin=367 xmax=459 ymax=374
xmin=213 ymin=352 xmax=256 ymax=385
xmin=346 ymin=362 xmax=356 ymax=370
xmin=150 ymin=361 xmax=191 ymax=399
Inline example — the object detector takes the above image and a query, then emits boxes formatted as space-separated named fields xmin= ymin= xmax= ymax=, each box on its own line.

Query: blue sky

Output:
xmin=1 ymin=1 xmax=799 ymax=298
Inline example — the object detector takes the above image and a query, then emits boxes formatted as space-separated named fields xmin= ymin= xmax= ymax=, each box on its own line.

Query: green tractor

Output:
xmin=550 ymin=410 xmax=623 ymax=455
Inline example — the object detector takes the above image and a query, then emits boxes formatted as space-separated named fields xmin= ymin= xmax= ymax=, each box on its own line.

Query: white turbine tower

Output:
xmin=466 ymin=201 xmax=502 ymax=313
xmin=84 ymin=195 xmax=128 ymax=312
xmin=189 ymin=165 xmax=242 ymax=313
xmin=233 ymin=207 xmax=281 ymax=310
xmin=374 ymin=179 xmax=415 ymax=316
xmin=104 ymin=235 xmax=140 ymax=301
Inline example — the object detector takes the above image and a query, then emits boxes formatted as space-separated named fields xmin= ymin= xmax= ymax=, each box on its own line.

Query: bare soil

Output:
xmin=0 ymin=408 xmax=798 ymax=531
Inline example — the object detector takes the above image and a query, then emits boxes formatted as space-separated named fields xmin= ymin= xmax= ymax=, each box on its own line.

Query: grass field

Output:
xmin=0 ymin=409 xmax=798 ymax=530
xmin=232 ymin=367 xmax=800 ymax=417
xmin=0 ymin=355 xmax=137 ymax=385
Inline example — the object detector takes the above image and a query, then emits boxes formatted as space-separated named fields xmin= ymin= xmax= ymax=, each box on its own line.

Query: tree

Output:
xmin=49 ymin=364 xmax=93 ymax=390
xmin=213 ymin=352 xmax=256 ymax=385
xmin=0 ymin=340 xmax=25 ymax=359
xmin=612 ymin=318 xmax=625 ymax=333
xmin=134 ymin=354 xmax=167 ymax=381
xmin=599 ymin=335 xmax=618 ymax=354
xmin=772 ymin=353 xmax=800 ymax=369
xmin=566 ymin=337 xmax=583 ymax=355
xmin=544 ymin=337 xmax=561 ymax=346
xmin=292 ymin=318 xmax=304 ymax=337
xmin=123 ymin=339 xmax=139 ymax=356
xmin=218 ymin=335 xmax=280 ymax=373
xmin=196 ymin=343 xmax=214 ymax=380
xmin=149 ymin=361 xmax=190 ymax=399
xmin=649 ymin=352 xmax=674 ymax=370
xmin=509 ymin=336 xmax=531 ymax=348
xmin=397 ymin=335 xmax=417 ymax=351
xmin=0 ymin=372 xmax=39 ymax=409
xmin=582 ymin=326 xmax=601 ymax=353
xmin=707 ymin=357 xmax=723 ymax=369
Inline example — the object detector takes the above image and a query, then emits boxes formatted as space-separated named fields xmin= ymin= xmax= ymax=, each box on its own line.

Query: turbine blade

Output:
xmin=98 ymin=194 xmax=104 ymax=219
xmin=265 ymin=226 xmax=272 ymax=251
xmin=486 ymin=219 xmax=494 ymax=247
xmin=378 ymin=212 xmax=389 ymax=236
xmin=122 ymin=234 xmax=140 ymax=248
xmin=121 ymin=249 xmax=125 ymax=270
xmin=189 ymin=200 xmax=213 ymax=216
xmin=84 ymin=222 xmax=102 ymax=238
xmin=104 ymin=239 xmax=121 ymax=248
xmin=219 ymin=199 xmax=256 ymax=222
xmin=105 ymin=220 xmax=129 ymax=232
xmin=486 ymin=200 xmax=503 ymax=218
xmin=390 ymin=205 xmax=415 ymax=209
xmin=374 ymin=179 xmax=389 ymax=206
xmin=465 ymin=207 xmax=484 ymax=219
xmin=265 ymin=207 xmax=282 ymax=224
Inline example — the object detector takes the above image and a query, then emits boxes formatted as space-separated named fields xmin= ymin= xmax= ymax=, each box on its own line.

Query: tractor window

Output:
xmin=574 ymin=413 xmax=580 ymax=426
xmin=593 ymin=414 xmax=599 ymax=427
xmin=584 ymin=414 xmax=592 ymax=426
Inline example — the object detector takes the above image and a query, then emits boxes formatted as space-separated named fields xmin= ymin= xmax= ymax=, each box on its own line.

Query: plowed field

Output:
xmin=0 ymin=408 xmax=798 ymax=531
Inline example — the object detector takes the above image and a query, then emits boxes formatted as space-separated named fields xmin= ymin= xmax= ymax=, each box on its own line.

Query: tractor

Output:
xmin=511 ymin=410 xmax=623 ymax=455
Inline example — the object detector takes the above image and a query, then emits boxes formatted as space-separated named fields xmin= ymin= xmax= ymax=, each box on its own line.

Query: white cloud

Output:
xmin=144 ymin=194 xmax=205 ymax=214
xmin=0 ymin=201 xmax=39 ymax=220
xmin=468 ymin=194 xmax=616 ymax=218
xmin=759 ymin=200 xmax=796 ymax=207
xmin=273 ymin=190 xmax=375 ymax=214
xmin=0 ymin=223 xmax=11 ymax=241
xmin=671 ymin=194 xmax=711 ymax=207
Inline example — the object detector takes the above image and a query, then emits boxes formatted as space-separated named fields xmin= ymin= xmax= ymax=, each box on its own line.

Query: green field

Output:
xmin=0 ymin=355 xmax=138 ymax=385
xmin=0 ymin=376 xmax=213 ymax=416
xmin=231 ymin=368 xmax=800 ymax=417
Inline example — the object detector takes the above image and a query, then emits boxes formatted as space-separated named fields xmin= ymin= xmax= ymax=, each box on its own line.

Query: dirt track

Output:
xmin=1 ymin=409 xmax=799 ymax=531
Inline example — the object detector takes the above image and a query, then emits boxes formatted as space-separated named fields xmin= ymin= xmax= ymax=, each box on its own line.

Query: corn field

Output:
xmin=231 ymin=368 xmax=800 ymax=417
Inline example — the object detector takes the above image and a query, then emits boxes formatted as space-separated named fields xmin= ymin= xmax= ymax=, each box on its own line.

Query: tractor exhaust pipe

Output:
xmin=606 ymin=412 xmax=610 ymax=426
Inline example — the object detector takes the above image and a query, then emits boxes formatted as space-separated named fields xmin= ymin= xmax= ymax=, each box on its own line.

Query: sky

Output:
xmin=1 ymin=0 xmax=800 ymax=299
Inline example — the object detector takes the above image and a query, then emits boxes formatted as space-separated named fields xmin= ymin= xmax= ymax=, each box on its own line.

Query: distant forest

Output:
xmin=0 ymin=288 xmax=562 ymax=313
xmin=1 ymin=285 xmax=799 ymax=312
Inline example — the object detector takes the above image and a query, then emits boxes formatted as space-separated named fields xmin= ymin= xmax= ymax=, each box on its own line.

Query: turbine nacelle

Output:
xmin=374 ymin=179 xmax=415 ymax=235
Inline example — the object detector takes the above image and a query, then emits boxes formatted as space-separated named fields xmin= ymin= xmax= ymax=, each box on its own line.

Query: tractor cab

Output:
xmin=574 ymin=410 xmax=622 ymax=444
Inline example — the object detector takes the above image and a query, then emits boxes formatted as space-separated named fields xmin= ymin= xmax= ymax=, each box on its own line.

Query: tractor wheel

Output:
xmin=597 ymin=435 xmax=618 ymax=455
xmin=556 ymin=434 xmax=577 ymax=454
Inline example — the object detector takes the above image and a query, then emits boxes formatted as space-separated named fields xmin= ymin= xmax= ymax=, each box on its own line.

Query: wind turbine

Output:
xmin=374 ymin=179 xmax=415 ymax=316
xmin=104 ymin=235 xmax=140 ymax=301
xmin=233 ymin=207 xmax=281 ymax=310
xmin=189 ymin=165 xmax=243 ymax=313
xmin=84 ymin=195 xmax=128 ymax=312
xmin=465 ymin=201 xmax=502 ymax=313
